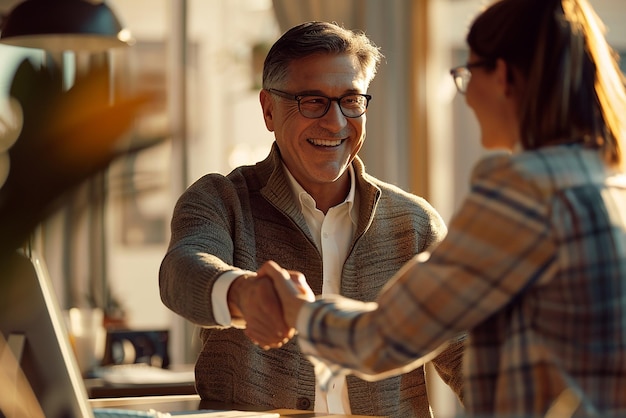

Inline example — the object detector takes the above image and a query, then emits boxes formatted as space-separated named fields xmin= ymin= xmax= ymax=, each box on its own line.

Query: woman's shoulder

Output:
xmin=471 ymin=145 xmax=607 ymax=197
xmin=472 ymin=146 xmax=588 ymax=178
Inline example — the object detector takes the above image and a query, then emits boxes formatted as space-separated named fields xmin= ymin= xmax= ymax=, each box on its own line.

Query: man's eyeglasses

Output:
xmin=267 ymin=88 xmax=372 ymax=119
xmin=449 ymin=60 xmax=492 ymax=94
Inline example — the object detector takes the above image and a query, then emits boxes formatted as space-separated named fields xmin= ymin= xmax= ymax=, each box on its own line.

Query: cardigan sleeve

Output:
xmin=159 ymin=173 xmax=254 ymax=326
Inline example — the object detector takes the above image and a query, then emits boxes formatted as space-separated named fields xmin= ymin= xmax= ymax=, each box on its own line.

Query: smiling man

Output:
xmin=159 ymin=21 xmax=464 ymax=418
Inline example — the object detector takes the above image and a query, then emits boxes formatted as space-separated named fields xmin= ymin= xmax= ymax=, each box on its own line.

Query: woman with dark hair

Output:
xmin=257 ymin=1 xmax=626 ymax=416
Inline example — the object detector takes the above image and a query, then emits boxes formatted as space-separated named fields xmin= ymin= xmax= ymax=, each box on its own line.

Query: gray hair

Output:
xmin=262 ymin=21 xmax=383 ymax=90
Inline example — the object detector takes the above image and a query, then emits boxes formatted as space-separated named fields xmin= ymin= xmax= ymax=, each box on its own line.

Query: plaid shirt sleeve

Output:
xmin=297 ymin=152 xmax=556 ymax=377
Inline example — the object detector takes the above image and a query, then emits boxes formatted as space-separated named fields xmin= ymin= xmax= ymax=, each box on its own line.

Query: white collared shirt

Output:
xmin=213 ymin=163 xmax=358 ymax=414
xmin=284 ymin=164 xmax=357 ymax=415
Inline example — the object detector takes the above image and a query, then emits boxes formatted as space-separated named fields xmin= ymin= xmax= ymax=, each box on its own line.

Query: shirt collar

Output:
xmin=282 ymin=163 xmax=358 ymax=222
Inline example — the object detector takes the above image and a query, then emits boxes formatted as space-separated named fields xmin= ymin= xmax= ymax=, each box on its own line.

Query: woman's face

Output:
xmin=465 ymin=52 xmax=521 ymax=151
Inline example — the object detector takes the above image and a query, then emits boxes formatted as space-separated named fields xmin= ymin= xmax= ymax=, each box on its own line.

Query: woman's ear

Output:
xmin=494 ymin=58 xmax=513 ymax=96
xmin=495 ymin=58 xmax=525 ymax=99
xmin=259 ymin=89 xmax=275 ymax=132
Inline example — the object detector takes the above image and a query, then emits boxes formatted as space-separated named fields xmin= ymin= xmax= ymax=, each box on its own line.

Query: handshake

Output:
xmin=227 ymin=261 xmax=316 ymax=350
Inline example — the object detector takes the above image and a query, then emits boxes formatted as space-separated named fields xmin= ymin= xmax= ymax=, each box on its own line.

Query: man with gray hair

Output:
xmin=160 ymin=21 xmax=464 ymax=418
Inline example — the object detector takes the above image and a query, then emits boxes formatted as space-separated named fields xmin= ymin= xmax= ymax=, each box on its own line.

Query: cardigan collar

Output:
xmin=259 ymin=142 xmax=381 ymax=244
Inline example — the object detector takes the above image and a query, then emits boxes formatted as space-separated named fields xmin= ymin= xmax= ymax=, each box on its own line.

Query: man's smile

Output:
xmin=307 ymin=138 xmax=346 ymax=147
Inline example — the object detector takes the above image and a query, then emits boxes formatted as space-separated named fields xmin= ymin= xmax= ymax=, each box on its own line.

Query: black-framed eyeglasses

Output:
xmin=449 ymin=60 xmax=493 ymax=94
xmin=267 ymin=88 xmax=372 ymax=119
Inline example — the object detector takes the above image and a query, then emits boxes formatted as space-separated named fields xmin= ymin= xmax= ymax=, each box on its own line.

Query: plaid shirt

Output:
xmin=298 ymin=145 xmax=626 ymax=417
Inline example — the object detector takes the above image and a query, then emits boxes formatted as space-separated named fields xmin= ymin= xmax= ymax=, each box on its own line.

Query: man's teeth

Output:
xmin=309 ymin=138 xmax=342 ymax=146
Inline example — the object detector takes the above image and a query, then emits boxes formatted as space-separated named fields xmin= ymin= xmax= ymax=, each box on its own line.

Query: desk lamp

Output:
xmin=0 ymin=0 xmax=132 ymax=52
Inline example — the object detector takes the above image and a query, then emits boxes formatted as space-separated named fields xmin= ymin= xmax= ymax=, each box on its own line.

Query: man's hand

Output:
xmin=257 ymin=261 xmax=315 ymax=328
xmin=227 ymin=273 xmax=295 ymax=349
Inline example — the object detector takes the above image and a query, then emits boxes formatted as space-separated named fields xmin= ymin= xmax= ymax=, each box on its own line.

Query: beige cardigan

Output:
xmin=159 ymin=143 xmax=464 ymax=418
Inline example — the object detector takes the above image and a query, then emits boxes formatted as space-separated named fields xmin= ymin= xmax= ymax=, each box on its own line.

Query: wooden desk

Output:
xmin=89 ymin=395 xmax=382 ymax=417
xmin=85 ymin=364 xmax=197 ymax=398
xmin=85 ymin=377 xmax=197 ymax=398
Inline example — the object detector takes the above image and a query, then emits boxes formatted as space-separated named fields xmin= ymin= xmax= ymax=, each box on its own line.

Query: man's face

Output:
xmin=260 ymin=53 xmax=368 ymax=196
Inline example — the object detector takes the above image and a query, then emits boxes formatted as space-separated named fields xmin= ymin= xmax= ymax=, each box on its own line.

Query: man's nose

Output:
xmin=319 ymin=101 xmax=348 ymax=130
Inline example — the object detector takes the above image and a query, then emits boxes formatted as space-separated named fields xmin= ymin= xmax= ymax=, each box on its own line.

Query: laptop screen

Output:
xmin=0 ymin=250 xmax=94 ymax=418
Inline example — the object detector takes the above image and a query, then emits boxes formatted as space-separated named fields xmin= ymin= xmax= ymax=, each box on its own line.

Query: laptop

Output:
xmin=0 ymin=250 xmax=278 ymax=418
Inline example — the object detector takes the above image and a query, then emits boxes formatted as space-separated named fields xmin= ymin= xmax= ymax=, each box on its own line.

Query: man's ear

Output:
xmin=259 ymin=89 xmax=275 ymax=132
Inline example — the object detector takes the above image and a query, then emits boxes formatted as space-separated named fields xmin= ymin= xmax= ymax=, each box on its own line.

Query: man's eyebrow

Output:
xmin=296 ymin=89 xmax=362 ymax=96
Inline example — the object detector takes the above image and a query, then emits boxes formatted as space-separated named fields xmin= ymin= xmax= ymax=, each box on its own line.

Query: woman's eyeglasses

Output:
xmin=267 ymin=88 xmax=371 ymax=119
xmin=449 ymin=61 xmax=492 ymax=94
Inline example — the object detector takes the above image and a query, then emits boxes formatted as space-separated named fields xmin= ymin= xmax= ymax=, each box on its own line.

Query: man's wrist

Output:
xmin=227 ymin=273 xmax=252 ymax=319
xmin=213 ymin=270 xmax=253 ymax=328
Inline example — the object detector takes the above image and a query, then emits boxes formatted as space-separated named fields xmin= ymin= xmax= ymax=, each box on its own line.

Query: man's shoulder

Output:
xmin=360 ymin=174 xmax=444 ymax=231
xmin=189 ymin=163 xmax=264 ymax=190
xmin=365 ymin=174 xmax=433 ymax=206
xmin=187 ymin=171 xmax=234 ymax=192
xmin=178 ymin=171 xmax=248 ymax=209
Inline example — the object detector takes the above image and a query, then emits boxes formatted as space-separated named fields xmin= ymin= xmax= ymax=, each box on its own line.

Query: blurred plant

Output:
xmin=0 ymin=58 xmax=160 ymax=257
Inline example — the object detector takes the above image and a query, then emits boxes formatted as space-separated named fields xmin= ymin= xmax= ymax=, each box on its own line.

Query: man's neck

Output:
xmin=308 ymin=179 xmax=350 ymax=214
xmin=283 ymin=164 xmax=355 ymax=215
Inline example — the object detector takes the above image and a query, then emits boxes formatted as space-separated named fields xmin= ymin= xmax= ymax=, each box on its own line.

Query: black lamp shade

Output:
xmin=0 ymin=0 xmax=132 ymax=52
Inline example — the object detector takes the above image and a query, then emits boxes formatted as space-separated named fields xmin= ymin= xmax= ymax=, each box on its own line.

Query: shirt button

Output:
xmin=296 ymin=397 xmax=311 ymax=410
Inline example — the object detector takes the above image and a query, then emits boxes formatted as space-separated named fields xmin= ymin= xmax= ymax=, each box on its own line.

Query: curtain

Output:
xmin=271 ymin=0 xmax=429 ymax=198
